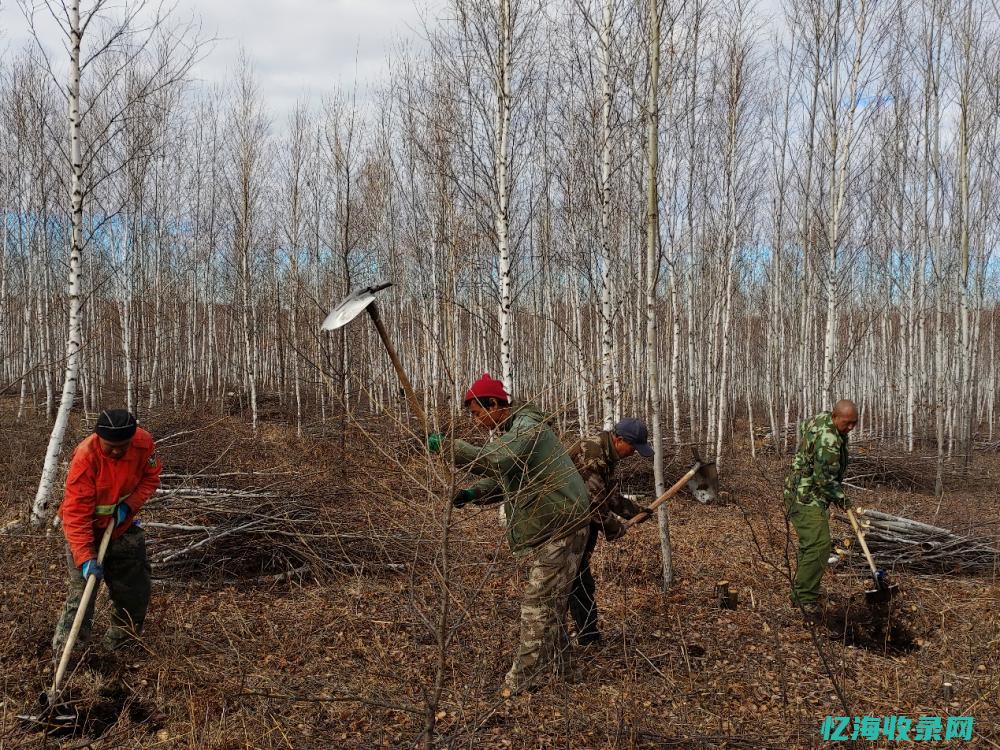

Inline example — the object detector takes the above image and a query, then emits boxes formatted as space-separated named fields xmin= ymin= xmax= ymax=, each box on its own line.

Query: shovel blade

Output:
xmin=321 ymin=289 xmax=377 ymax=331
xmin=686 ymin=461 xmax=719 ymax=504
xmin=18 ymin=710 xmax=78 ymax=727
xmin=864 ymin=569 xmax=899 ymax=605
xmin=321 ymin=282 xmax=393 ymax=332
xmin=18 ymin=693 xmax=78 ymax=728
xmin=864 ymin=584 xmax=898 ymax=605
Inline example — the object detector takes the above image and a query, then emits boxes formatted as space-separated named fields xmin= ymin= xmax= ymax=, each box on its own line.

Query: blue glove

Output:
xmin=113 ymin=501 xmax=131 ymax=527
xmin=427 ymin=432 xmax=444 ymax=454
xmin=81 ymin=559 xmax=104 ymax=580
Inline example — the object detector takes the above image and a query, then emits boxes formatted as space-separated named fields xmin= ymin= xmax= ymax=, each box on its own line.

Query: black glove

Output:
xmin=452 ymin=488 xmax=476 ymax=508
xmin=603 ymin=517 xmax=627 ymax=541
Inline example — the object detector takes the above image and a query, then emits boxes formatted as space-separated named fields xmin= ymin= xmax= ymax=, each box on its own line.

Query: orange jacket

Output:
xmin=59 ymin=428 xmax=162 ymax=567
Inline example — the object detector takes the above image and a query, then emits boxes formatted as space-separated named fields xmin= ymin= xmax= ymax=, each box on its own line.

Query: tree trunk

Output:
xmin=31 ymin=0 xmax=85 ymax=527
xmin=644 ymin=0 xmax=671 ymax=590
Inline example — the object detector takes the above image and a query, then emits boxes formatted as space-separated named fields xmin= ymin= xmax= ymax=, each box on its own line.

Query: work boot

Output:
xmin=501 ymin=673 xmax=530 ymax=698
xmin=800 ymin=601 xmax=824 ymax=625
xmin=102 ymin=625 xmax=141 ymax=654
xmin=577 ymin=632 xmax=603 ymax=648
xmin=501 ymin=667 xmax=548 ymax=697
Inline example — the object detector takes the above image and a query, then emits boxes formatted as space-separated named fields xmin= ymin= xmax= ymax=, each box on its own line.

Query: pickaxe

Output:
xmin=321 ymin=282 xmax=428 ymax=434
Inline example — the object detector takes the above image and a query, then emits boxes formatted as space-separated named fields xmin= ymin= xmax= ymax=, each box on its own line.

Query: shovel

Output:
xmin=20 ymin=520 xmax=115 ymax=728
xmin=321 ymin=282 xmax=428 ymax=434
xmin=847 ymin=507 xmax=899 ymax=605
xmin=625 ymin=449 xmax=719 ymax=527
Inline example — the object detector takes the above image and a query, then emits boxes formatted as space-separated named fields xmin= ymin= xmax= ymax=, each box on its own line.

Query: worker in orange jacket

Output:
xmin=52 ymin=410 xmax=161 ymax=657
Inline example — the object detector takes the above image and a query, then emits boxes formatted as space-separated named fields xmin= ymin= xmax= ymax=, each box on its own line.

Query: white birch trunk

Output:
xmin=496 ymin=0 xmax=514 ymax=396
xmin=599 ymin=0 xmax=616 ymax=430
xmin=644 ymin=0 xmax=671 ymax=590
xmin=31 ymin=0 xmax=84 ymax=527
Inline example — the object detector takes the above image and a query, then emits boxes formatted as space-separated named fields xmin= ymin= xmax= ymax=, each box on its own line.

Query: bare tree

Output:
xmin=25 ymin=0 xmax=205 ymax=526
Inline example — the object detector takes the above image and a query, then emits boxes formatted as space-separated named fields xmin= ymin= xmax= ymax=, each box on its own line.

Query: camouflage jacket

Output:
xmin=452 ymin=402 xmax=591 ymax=556
xmin=567 ymin=431 xmax=644 ymax=539
xmin=784 ymin=411 xmax=850 ymax=509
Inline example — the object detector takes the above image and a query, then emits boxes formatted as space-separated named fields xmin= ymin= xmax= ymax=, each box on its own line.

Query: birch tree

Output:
xmin=643 ymin=0 xmax=673 ymax=590
xmin=24 ymin=0 xmax=203 ymax=526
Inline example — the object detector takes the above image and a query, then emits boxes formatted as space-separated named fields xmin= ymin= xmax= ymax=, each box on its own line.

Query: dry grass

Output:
xmin=0 ymin=407 xmax=997 ymax=748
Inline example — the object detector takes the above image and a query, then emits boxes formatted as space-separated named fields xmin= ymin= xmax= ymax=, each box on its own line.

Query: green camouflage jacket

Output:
xmin=452 ymin=402 xmax=591 ymax=556
xmin=567 ymin=431 xmax=644 ymax=539
xmin=784 ymin=411 xmax=850 ymax=509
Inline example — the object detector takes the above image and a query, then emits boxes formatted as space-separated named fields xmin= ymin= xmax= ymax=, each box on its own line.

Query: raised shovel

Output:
xmin=625 ymin=449 xmax=719 ymax=527
xmin=846 ymin=507 xmax=899 ymax=605
xmin=19 ymin=520 xmax=115 ymax=728
xmin=321 ymin=282 xmax=428 ymax=433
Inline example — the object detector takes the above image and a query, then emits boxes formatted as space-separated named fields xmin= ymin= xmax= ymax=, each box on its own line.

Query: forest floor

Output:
xmin=0 ymin=404 xmax=997 ymax=749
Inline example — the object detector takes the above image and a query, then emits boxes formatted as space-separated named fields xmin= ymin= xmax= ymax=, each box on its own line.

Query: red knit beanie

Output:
xmin=464 ymin=373 xmax=509 ymax=405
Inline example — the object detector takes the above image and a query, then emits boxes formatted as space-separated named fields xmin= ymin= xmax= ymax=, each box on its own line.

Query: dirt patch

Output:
xmin=821 ymin=597 xmax=924 ymax=656
xmin=17 ymin=684 xmax=161 ymax=741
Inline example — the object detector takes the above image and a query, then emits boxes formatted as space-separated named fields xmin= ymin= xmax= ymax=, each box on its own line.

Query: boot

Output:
xmin=800 ymin=601 xmax=823 ymax=624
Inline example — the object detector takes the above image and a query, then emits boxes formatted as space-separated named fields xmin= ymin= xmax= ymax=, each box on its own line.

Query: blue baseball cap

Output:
xmin=614 ymin=418 xmax=654 ymax=457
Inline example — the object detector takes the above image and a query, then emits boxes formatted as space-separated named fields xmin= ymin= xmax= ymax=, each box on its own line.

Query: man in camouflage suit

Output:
xmin=567 ymin=418 xmax=653 ymax=645
xmin=432 ymin=374 xmax=591 ymax=695
xmin=784 ymin=400 xmax=858 ymax=620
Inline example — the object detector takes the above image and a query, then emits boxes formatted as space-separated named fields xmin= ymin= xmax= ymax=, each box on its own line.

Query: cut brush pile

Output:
xmin=145 ymin=472 xmax=411 ymax=583
xmin=840 ymin=507 xmax=1000 ymax=575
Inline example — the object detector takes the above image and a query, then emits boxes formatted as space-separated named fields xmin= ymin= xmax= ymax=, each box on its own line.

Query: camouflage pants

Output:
xmin=785 ymin=497 xmax=832 ymax=605
xmin=52 ymin=524 xmax=151 ymax=655
xmin=504 ymin=526 xmax=588 ymax=694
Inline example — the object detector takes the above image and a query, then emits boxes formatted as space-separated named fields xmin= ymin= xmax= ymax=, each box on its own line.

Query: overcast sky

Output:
xmin=1 ymin=0 xmax=435 ymax=121
xmin=2 ymin=0 xmax=793 ymax=128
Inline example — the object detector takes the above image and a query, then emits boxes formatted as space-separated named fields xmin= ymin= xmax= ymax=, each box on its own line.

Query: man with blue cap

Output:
xmin=566 ymin=418 xmax=654 ymax=646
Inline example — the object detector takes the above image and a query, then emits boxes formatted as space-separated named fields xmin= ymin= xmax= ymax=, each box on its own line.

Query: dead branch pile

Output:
xmin=754 ymin=423 xmax=797 ymax=453
xmin=844 ymin=508 xmax=1000 ymax=574
xmin=845 ymin=452 xmax=938 ymax=492
xmin=145 ymin=474 xmax=406 ymax=583
xmin=975 ymin=438 xmax=1000 ymax=453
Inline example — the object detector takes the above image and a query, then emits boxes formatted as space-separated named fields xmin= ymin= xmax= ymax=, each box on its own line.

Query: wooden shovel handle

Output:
xmin=366 ymin=303 xmax=429 ymax=434
xmin=847 ymin=508 xmax=879 ymax=577
xmin=51 ymin=520 xmax=115 ymax=697
xmin=625 ymin=463 xmax=700 ymax=527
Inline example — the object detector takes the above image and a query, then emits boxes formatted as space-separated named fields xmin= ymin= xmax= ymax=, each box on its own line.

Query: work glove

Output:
xmin=427 ymin=432 xmax=444 ymax=454
xmin=81 ymin=559 xmax=104 ymax=581
xmin=113 ymin=501 xmax=131 ymax=527
xmin=451 ymin=488 xmax=476 ymax=508
xmin=603 ymin=517 xmax=627 ymax=541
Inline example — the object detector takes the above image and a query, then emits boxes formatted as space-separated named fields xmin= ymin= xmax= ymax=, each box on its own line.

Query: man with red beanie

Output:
xmin=52 ymin=409 xmax=161 ymax=658
xmin=429 ymin=374 xmax=591 ymax=695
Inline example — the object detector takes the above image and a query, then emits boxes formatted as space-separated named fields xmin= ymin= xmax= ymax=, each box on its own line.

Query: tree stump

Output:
xmin=715 ymin=580 xmax=738 ymax=610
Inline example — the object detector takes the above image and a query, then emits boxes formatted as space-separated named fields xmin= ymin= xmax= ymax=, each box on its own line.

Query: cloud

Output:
xmin=1 ymin=0 xmax=432 ymax=123
xmin=183 ymin=0 xmax=432 ymax=118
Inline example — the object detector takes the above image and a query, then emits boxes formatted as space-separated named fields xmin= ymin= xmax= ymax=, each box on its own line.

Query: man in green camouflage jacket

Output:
xmin=784 ymin=400 xmax=858 ymax=619
xmin=566 ymin=419 xmax=652 ymax=645
xmin=431 ymin=374 xmax=591 ymax=695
